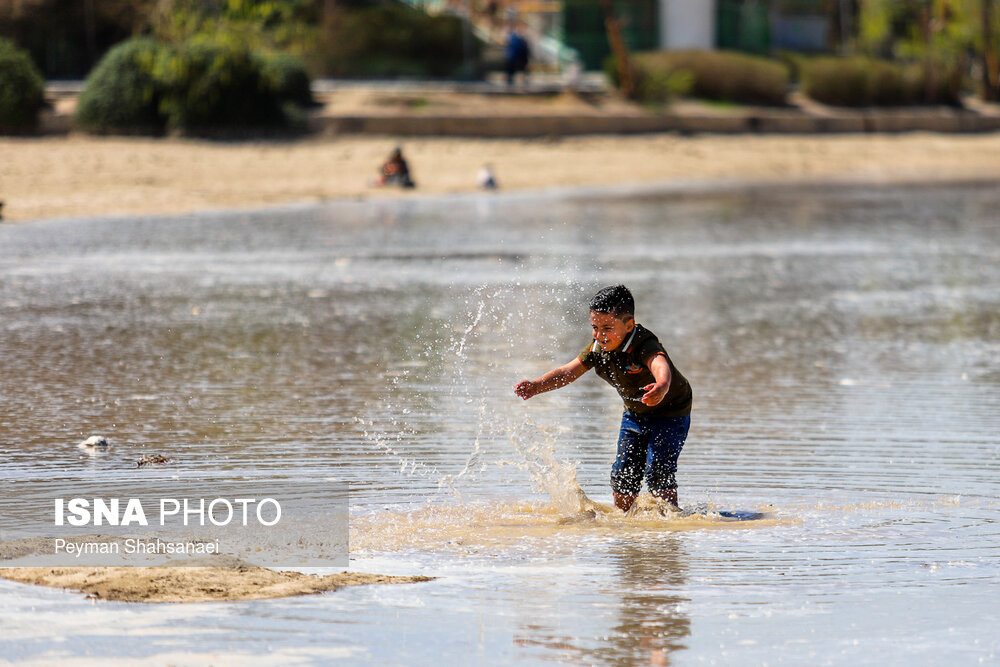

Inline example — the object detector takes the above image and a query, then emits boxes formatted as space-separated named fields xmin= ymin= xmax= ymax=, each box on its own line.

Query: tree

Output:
xmin=599 ymin=0 xmax=633 ymax=98
xmin=983 ymin=0 xmax=999 ymax=99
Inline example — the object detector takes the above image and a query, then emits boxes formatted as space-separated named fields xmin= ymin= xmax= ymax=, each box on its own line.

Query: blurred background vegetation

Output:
xmin=0 ymin=36 xmax=45 ymax=132
xmin=0 ymin=0 xmax=482 ymax=133
xmin=609 ymin=0 xmax=999 ymax=107
xmin=1 ymin=0 xmax=1000 ymax=132
xmin=0 ymin=0 xmax=480 ymax=80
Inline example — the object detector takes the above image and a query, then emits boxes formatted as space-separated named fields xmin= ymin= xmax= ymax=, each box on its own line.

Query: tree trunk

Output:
xmin=599 ymin=0 xmax=634 ymax=98
xmin=323 ymin=0 xmax=340 ymax=32
xmin=984 ymin=0 xmax=999 ymax=100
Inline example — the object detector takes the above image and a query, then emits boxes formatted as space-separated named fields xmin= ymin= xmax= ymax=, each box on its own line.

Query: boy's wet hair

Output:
xmin=589 ymin=285 xmax=634 ymax=319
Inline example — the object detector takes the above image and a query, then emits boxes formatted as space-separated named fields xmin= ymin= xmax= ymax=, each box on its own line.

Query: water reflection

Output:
xmin=600 ymin=538 xmax=690 ymax=666
xmin=512 ymin=536 xmax=690 ymax=666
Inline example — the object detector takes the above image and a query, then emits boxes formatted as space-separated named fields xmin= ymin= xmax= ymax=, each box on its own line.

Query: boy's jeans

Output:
xmin=611 ymin=411 xmax=690 ymax=496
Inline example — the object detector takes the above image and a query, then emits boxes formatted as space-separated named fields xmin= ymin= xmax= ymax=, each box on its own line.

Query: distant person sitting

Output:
xmin=373 ymin=147 xmax=415 ymax=188
xmin=504 ymin=29 xmax=530 ymax=86
xmin=477 ymin=164 xmax=498 ymax=190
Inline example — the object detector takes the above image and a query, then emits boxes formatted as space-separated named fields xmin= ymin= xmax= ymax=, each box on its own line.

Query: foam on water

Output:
xmin=351 ymin=496 xmax=782 ymax=557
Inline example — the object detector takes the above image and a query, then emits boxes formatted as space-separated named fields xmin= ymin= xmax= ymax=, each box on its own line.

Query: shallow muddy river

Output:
xmin=1 ymin=182 xmax=999 ymax=663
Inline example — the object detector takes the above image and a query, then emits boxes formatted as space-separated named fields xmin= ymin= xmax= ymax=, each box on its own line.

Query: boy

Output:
xmin=514 ymin=285 xmax=693 ymax=512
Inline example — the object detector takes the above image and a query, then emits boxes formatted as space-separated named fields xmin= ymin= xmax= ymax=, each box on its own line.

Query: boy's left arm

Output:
xmin=641 ymin=353 xmax=672 ymax=406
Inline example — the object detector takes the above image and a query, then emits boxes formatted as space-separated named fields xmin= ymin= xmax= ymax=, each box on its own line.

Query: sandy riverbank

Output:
xmin=0 ymin=561 xmax=432 ymax=603
xmin=4 ymin=131 xmax=1000 ymax=223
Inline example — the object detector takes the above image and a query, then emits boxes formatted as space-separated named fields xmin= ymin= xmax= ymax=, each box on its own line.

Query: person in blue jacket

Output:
xmin=504 ymin=29 xmax=530 ymax=85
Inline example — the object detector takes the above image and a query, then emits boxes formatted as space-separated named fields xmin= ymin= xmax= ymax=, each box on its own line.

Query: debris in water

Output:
xmin=137 ymin=454 xmax=170 ymax=468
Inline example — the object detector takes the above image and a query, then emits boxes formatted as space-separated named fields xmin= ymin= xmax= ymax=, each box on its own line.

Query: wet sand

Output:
xmin=3 ymin=132 xmax=1000 ymax=222
xmin=0 ymin=561 xmax=431 ymax=603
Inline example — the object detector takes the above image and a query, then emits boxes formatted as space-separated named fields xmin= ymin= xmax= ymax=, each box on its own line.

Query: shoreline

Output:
xmin=3 ymin=132 xmax=1000 ymax=223
xmin=0 ymin=562 xmax=432 ymax=603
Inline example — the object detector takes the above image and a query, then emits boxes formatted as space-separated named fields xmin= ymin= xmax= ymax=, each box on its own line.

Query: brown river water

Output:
xmin=1 ymin=182 xmax=998 ymax=663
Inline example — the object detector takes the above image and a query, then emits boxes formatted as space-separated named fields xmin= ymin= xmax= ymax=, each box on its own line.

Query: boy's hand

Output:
xmin=514 ymin=380 xmax=538 ymax=400
xmin=640 ymin=382 xmax=668 ymax=406
xmin=514 ymin=359 xmax=587 ymax=402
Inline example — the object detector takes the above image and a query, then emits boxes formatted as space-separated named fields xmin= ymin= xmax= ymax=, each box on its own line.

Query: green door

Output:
xmin=562 ymin=0 xmax=659 ymax=70
xmin=716 ymin=0 xmax=771 ymax=54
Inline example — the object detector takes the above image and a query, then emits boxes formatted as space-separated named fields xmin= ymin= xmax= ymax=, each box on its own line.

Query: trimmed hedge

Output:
xmin=76 ymin=38 xmax=165 ymax=134
xmin=609 ymin=50 xmax=789 ymax=106
xmin=76 ymin=36 xmax=313 ymax=134
xmin=801 ymin=56 xmax=962 ymax=107
xmin=0 ymin=38 xmax=45 ymax=132
xmin=157 ymin=38 xmax=287 ymax=130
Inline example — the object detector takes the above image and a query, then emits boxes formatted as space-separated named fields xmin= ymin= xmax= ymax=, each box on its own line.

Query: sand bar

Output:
xmin=0 ymin=561 xmax=432 ymax=603
xmin=3 ymin=132 xmax=1000 ymax=223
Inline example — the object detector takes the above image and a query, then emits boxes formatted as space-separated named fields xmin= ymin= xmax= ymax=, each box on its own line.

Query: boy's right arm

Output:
xmin=514 ymin=358 xmax=588 ymax=400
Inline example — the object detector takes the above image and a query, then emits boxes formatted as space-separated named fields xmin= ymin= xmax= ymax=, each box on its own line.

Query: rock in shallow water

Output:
xmin=77 ymin=435 xmax=109 ymax=450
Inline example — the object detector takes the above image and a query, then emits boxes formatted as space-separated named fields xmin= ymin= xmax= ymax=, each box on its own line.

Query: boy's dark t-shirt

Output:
xmin=578 ymin=323 xmax=692 ymax=417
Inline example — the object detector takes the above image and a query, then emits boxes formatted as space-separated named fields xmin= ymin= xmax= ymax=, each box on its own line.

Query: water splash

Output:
xmin=356 ymin=416 xmax=444 ymax=483
xmin=504 ymin=416 xmax=596 ymax=514
xmin=350 ymin=496 xmax=778 ymax=556
xmin=356 ymin=281 xmax=597 ymax=508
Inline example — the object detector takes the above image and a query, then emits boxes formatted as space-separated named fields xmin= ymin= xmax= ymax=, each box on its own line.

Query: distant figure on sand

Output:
xmin=0 ymin=200 xmax=4 ymax=221
xmin=504 ymin=28 xmax=530 ymax=85
xmin=477 ymin=164 xmax=498 ymax=189
xmin=514 ymin=285 xmax=693 ymax=514
xmin=373 ymin=146 xmax=415 ymax=188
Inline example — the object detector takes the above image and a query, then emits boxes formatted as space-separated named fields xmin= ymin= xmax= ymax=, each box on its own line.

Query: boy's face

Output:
xmin=590 ymin=311 xmax=635 ymax=352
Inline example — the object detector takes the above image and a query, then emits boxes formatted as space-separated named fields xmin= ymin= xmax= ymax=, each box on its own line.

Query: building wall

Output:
xmin=772 ymin=14 xmax=828 ymax=52
xmin=659 ymin=0 xmax=715 ymax=50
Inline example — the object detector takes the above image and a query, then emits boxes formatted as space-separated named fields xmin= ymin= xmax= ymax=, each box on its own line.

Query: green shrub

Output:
xmin=776 ymin=50 xmax=810 ymax=85
xmin=157 ymin=37 xmax=285 ymax=130
xmin=801 ymin=57 xmax=871 ymax=106
xmin=915 ymin=60 xmax=964 ymax=106
xmin=801 ymin=56 xmax=962 ymax=106
xmin=604 ymin=56 xmax=693 ymax=106
xmin=76 ymin=35 xmax=314 ymax=134
xmin=614 ymin=50 xmax=789 ymax=106
xmin=0 ymin=38 xmax=45 ymax=132
xmin=260 ymin=52 xmax=314 ymax=107
xmin=76 ymin=38 xmax=167 ymax=133
xmin=322 ymin=3 xmax=479 ymax=78
xmin=151 ymin=0 xmax=321 ymax=64
xmin=636 ymin=68 xmax=696 ymax=105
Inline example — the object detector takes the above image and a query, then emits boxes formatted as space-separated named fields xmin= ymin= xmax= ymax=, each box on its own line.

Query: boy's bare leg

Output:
xmin=651 ymin=488 xmax=678 ymax=508
xmin=614 ymin=492 xmax=637 ymax=512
